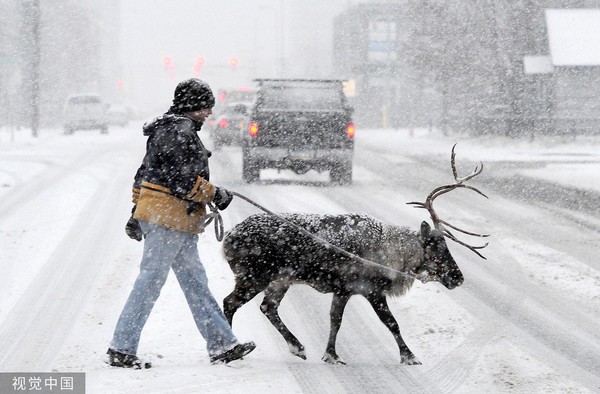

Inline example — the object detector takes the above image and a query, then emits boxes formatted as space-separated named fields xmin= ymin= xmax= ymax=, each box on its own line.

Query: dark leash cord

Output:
xmin=199 ymin=202 xmax=225 ymax=241
xmin=202 ymin=190 xmax=420 ymax=281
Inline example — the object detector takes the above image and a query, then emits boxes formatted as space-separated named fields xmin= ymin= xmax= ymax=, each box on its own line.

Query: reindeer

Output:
xmin=222 ymin=145 xmax=488 ymax=365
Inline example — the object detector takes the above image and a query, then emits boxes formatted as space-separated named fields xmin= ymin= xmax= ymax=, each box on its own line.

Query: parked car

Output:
xmin=209 ymin=102 xmax=249 ymax=149
xmin=63 ymin=94 xmax=108 ymax=134
xmin=214 ymin=87 xmax=256 ymax=114
xmin=241 ymin=79 xmax=355 ymax=184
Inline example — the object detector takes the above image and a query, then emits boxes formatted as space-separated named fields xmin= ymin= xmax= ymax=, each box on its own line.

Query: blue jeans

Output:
xmin=110 ymin=221 xmax=239 ymax=357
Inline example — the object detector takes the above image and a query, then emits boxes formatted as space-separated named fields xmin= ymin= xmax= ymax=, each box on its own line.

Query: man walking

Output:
xmin=107 ymin=78 xmax=255 ymax=368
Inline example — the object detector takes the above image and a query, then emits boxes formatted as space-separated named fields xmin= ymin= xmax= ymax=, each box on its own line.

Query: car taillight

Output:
xmin=248 ymin=121 xmax=259 ymax=137
xmin=346 ymin=123 xmax=355 ymax=139
xmin=218 ymin=118 xmax=229 ymax=128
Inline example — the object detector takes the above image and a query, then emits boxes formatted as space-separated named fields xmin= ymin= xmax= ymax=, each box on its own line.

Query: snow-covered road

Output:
xmin=0 ymin=125 xmax=599 ymax=393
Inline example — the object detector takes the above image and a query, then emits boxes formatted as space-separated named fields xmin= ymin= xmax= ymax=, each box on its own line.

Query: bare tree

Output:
xmin=22 ymin=0 xmax=41 ymax=136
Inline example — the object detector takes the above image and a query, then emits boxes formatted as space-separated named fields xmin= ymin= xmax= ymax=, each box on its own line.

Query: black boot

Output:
xmin=210 ymin=342 xmax=256 ymax=365
xmin=106 ymin=348 xmax=152 ymax=369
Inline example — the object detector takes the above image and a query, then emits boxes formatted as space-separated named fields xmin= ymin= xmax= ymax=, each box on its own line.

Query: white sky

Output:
xmin=119 ymin=0 xmax=353 ymax=112
xmin=546 ymin=8 xmax=600 ymax=66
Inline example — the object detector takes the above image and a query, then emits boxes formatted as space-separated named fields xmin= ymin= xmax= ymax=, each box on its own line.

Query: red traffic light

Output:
xmin=248 ymin=121 xmax=259 ymax=137
xmin=194 ymin=56 xmax=205 ymax=75
xmin=163 ymin=56 xmax=175 ymax=78
xmin=229 ymin=57 xmax=239 ymax=70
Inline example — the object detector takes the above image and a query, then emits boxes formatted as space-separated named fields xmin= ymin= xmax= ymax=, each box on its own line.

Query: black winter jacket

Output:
xmin=132 ymin=111 xmax=214 ymax=233
xmin=134 ymin=112 xmax=212 ymax=198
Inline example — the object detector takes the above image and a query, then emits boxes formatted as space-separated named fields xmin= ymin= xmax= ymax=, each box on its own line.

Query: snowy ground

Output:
xmin=0 ymin=123 xmax=599 ymax=393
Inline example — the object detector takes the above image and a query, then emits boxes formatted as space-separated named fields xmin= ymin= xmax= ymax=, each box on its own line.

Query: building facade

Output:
xmin=333 ymin=0 xmax=600 ymax=135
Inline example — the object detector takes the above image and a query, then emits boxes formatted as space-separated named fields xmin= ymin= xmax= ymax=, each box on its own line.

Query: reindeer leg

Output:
xmin=366 ymin=294 xmax=421 ymax=365
xmin=322 ymin=292 xmax=351 ymax=365
xmin=260 ymin=281 xmax=306 ymax=360
xmin=223 ymin=280 xmax=265 ymax=326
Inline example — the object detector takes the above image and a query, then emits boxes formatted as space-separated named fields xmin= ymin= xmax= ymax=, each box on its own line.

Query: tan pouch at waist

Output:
xmin=133 ymin=182 xmax=206 ymax=234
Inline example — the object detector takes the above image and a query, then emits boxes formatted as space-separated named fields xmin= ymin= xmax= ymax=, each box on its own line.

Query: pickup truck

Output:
xmin=241 ymin=79 xmax=355 ymax=184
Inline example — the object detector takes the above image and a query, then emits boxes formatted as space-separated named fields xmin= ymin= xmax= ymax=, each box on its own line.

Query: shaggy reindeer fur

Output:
xmin=222 ymin=213 xmax=463 ymax=365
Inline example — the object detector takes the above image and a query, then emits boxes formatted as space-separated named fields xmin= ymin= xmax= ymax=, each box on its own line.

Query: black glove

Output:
xmin=125 ymin=216 xmax=143 ymax=241
xmin=213 ymin=187 xmax=234 ymax=211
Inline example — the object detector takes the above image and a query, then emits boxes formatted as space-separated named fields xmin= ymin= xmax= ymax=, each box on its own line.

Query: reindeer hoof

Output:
xmin=289 ymin=345 xmax=306 ymax=360
xmin=322 ymin=353 xmax=346 ymax=365
xmin=400 ymin=354 xmax=421 ymax=365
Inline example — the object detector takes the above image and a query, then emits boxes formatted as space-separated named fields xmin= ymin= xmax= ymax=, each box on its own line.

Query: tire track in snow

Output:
xmin=425 ymin=324 xmax=498 ymax=393
xmin=0 ymin=141 xmax=127 ymax=222
xmin=338 ymin=298 xmax=438 ymax=394
xmin=283 ymin=287 xmax=427 ymax=394
xmin=0 ymin=156 xmax=53 ymax=196
xmin=455 ymin=263 xmax=600 ymax=391
xmin=0 ymin=150 xmax=135 ymax=371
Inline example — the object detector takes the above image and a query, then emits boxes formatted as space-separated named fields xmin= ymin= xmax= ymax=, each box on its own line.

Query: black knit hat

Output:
xmin=171 ymin=78 xmax=215 ymax=113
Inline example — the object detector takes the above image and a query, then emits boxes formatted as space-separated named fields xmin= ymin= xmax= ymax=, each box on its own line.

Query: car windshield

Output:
xmin=259 ymin=85 xmax=344 ymax=110
xmin=223 ymin=103 xmax=247 ymax=114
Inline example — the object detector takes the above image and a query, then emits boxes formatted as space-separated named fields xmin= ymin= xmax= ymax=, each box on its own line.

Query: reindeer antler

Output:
xmin=407 ymin=144 xmax=490 ymax=259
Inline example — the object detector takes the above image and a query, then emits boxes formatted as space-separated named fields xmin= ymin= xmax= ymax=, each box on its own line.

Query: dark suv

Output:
xmin=209 ymin=102 xmax=249 ymax=149
xmin=241 ymin=79 xmax=355 ymax=184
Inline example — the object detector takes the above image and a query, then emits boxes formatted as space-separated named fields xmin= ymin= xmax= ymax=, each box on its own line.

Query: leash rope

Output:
xmin=223 ymin=191 xmax=420 ymax=281
xmin=198 ymin=203 xmax=225 ymax=241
